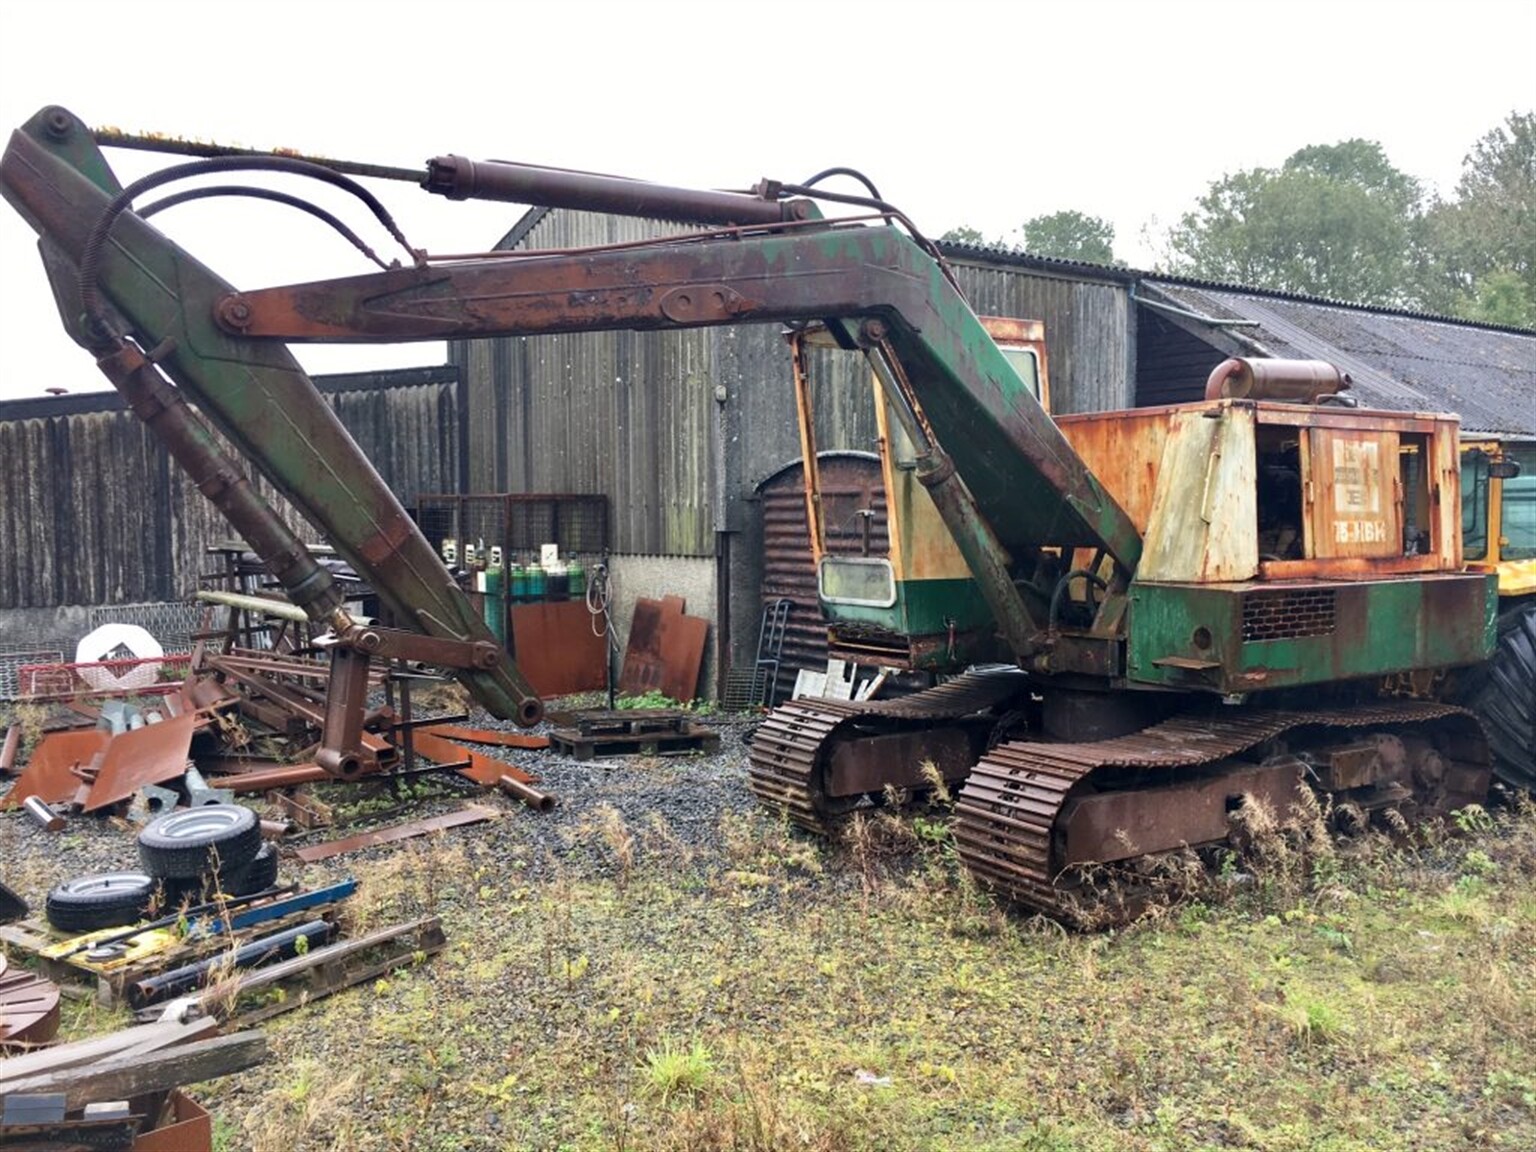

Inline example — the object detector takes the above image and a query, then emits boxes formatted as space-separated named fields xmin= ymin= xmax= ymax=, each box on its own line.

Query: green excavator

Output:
xmin=1 ymin=106 xmax=1516 ymax=922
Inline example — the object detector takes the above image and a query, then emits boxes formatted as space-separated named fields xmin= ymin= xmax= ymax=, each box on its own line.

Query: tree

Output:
xmin=938 ymin=225 xmax=989 ymax=246
xmin=1416 ymin=111 xmax=1536 ymax=327
xmin=1166 ymin=140 xmax=1423 ymax=307
xmin=1019 ymin=210 xmax=1116 ymax=264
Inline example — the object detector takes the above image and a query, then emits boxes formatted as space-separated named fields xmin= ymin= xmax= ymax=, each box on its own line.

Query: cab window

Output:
xmin=1461 ymin=449 xmax=1490 ymax=560
xmin=1504 ymin=444 xmax=1536 ymax=561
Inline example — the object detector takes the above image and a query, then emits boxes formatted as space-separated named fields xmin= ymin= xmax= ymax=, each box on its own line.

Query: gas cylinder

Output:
xmin=545 ymin=562 xmax=570 ymax=602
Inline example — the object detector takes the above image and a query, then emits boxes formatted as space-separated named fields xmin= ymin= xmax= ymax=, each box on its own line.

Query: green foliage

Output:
xmin=642 ymin=1037 xmax=716 ymax=1104
xmin=1166 ymin=115 xmax=1536 ymax=325
xmin=1020 ymin=209 xmax=1116 ymax=264
xmin=615 ymin=690 xmax=682 ymax=710
xmin=1167 ymin=139 xmax=1423 ymax=306
xmin=1418 ymin=111 xmax=1536 ymax=326
xmin=938 ymin=224 xmax=988 ymax=246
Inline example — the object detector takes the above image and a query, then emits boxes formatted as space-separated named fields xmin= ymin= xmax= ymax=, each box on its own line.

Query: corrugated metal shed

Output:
xmin=940 ymin=244 xmax=1135 ymax=415
xmin=0 ymin=366 xmax=460 ymax=611
xmin=462 ymin=209 xmax=888 ymax=557
xmin=1135 ymin=280 xmax=1536 ymax=436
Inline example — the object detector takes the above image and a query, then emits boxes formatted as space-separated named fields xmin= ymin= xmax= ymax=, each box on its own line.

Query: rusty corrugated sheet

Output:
xmin=759 ymin=453 xmax=887 ymax=692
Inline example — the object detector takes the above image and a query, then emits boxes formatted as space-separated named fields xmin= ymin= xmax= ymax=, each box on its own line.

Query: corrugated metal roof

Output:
xmin=1140 ymin=280 xmax=1536 ymax=438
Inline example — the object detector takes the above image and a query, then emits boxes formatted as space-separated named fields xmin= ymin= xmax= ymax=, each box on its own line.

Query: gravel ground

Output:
xmin=0 ymin=704 xmax=768 ymax=921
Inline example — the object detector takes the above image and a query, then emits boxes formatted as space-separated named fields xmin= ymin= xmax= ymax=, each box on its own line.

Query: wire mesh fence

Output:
xmin=86 ymin=601 xmax=210 ymax=652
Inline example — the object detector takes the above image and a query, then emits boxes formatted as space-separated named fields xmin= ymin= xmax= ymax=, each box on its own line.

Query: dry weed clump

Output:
xmin=245 ymin=1057 xmax=362 ymax=1152
xmin=341 ymin=837 xmax=470 ymax=934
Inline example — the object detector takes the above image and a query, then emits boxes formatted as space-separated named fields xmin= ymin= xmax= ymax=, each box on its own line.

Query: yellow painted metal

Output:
xmin=1137 ymin=406 xmax=1259 ymax=582
xmin=794 ymin=317 xmax=1051 ymax=587
xmin=1462 ymin=439 xmax=1536 ymax=598
xmin=790 ymin=333 xmax=826 ymax=565
xmin=40 ymin=925 xmax=183 ymax=973
xmin=871 ymin=318 xmax=1049 ymax=584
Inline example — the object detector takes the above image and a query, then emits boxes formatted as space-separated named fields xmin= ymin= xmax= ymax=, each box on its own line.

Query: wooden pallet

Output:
xmin=1 ymin=908 xmax=333 ymax=1009
xmin=136 ymin=915 xmax=449 ymax=1027
xmin=573 ymin=710 xmax=691 ymax=736
xmin=549 ymin=719 xmax=721 ymax=761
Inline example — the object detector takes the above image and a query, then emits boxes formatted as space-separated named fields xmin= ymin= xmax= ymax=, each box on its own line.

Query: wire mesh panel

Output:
xmin=86 ymin=601 xmax=209 ymax=653
xmin=415 ymin=495 xmax=609 ymax=565
xmin=0 ymin=650 xmax=64 ymax=701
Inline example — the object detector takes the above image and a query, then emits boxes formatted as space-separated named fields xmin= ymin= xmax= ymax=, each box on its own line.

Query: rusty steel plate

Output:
xmin=295 ymin=804 xmax=499 ymax=863
xmin=419 ymin=724 xmax=549 ymax=751
xmin=509 ymin=600 xmax=606 ymax=697
xmin=618 ymin=596 xmax=707 ymax=703
xmin=0 ymin=728 xmax=111 ymax=809
xmin=0 ymin=969 xmax=62 ymax=1050
xmin=81 ymin=712 xmax=198 ymax=812
xmin=410 ymin=730 xmax=536 ymax=787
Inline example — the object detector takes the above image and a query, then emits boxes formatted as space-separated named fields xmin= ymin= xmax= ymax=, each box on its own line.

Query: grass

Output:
xmin=642 ymin=1036 xmax=716 ymax=1104
xmin=2 ymin=743 xmax=1528 ymax=1152
xmin=140 ymin=791 xmax=1536 ymax=1149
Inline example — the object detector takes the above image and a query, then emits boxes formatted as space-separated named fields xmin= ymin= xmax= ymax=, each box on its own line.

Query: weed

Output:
xmin=246 ymin=1057 xmax=361 ymax=1152
xmin=1454 ymin=803 xmax=1495 ymax=834
xmin=592 ymin=804 xmax=636 ymax=889
xmin=1267 ymin=988 xmax=1346 ymax=1047
xmin=617 ymin=689 xmax=682 ymax=710
xmin=642 ymin=1036 xmax=716 ymax=1105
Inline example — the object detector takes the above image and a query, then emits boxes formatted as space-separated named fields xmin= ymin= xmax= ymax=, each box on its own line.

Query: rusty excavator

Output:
xmin=2 ymin=106 xmax=1523 ymax=923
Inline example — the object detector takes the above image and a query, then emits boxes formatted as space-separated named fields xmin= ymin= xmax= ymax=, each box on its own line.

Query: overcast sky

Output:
xmin=0 ymin=0 xmax=1532 ymax=401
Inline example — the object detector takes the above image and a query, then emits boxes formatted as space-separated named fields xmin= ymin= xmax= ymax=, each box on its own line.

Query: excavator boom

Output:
xmin=0 ymin=106 xmax=1141 ymax=707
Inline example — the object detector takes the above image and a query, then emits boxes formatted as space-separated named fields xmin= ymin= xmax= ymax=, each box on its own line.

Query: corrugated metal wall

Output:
xmin=759 ymin=453 xmax=887 ymax=697
xmin=462 ymin=210 xmax=884 ymax=557
xmin=0 ymin=367 xmax=460 ymax=610
xmin=949 ymin=260 xmax=1132 ymax=415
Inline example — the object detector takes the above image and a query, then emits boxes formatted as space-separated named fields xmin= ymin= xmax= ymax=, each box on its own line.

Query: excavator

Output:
xmin=0 ymin=106 xmax=1517 ymax=922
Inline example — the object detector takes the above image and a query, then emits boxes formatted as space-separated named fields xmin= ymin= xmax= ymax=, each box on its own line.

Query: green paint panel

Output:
xmin=824 ymin=576 xmax=993 ymax=635
xmin=1128 ymin=574 xmax=1497 ymax=695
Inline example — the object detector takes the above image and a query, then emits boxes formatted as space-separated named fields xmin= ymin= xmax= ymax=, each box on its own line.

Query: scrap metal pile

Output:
xmin=2 ymin=578 xmax=557 ymax=842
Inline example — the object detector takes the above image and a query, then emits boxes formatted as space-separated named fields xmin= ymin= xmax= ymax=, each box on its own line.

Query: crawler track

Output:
xmin=955 ymin=700 xmax=1488 ymax=924
xmin=747 ymin=669 xmax=1030 ymax=833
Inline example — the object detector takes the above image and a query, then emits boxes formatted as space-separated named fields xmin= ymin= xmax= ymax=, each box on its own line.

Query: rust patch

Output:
xmin=82 ymin=713 xmax=199 ymax=812
xmin=294 ymin=804 xmax=499 ymax=863
xmin=1 ymin=729 xmax=110 ymax=809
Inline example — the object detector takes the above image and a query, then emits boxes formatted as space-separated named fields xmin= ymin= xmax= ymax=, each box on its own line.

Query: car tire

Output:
xmin=44 ymin=872 xmax=157 ymax=935
xmin=137 ymin=804 xmax=261 ymax=880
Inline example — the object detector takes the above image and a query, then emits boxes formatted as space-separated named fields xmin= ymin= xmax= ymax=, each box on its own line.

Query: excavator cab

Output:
xmin=792 ymin=318 xmax=1049 ymax=672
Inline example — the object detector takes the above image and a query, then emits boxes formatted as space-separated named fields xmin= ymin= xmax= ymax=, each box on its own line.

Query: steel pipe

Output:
xmin=497 ymin=774 xmax=556 ymax=813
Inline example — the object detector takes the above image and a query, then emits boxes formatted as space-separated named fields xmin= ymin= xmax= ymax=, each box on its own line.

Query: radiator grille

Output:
xmin=1242 ymin=588 xmax=1336 ymax=641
